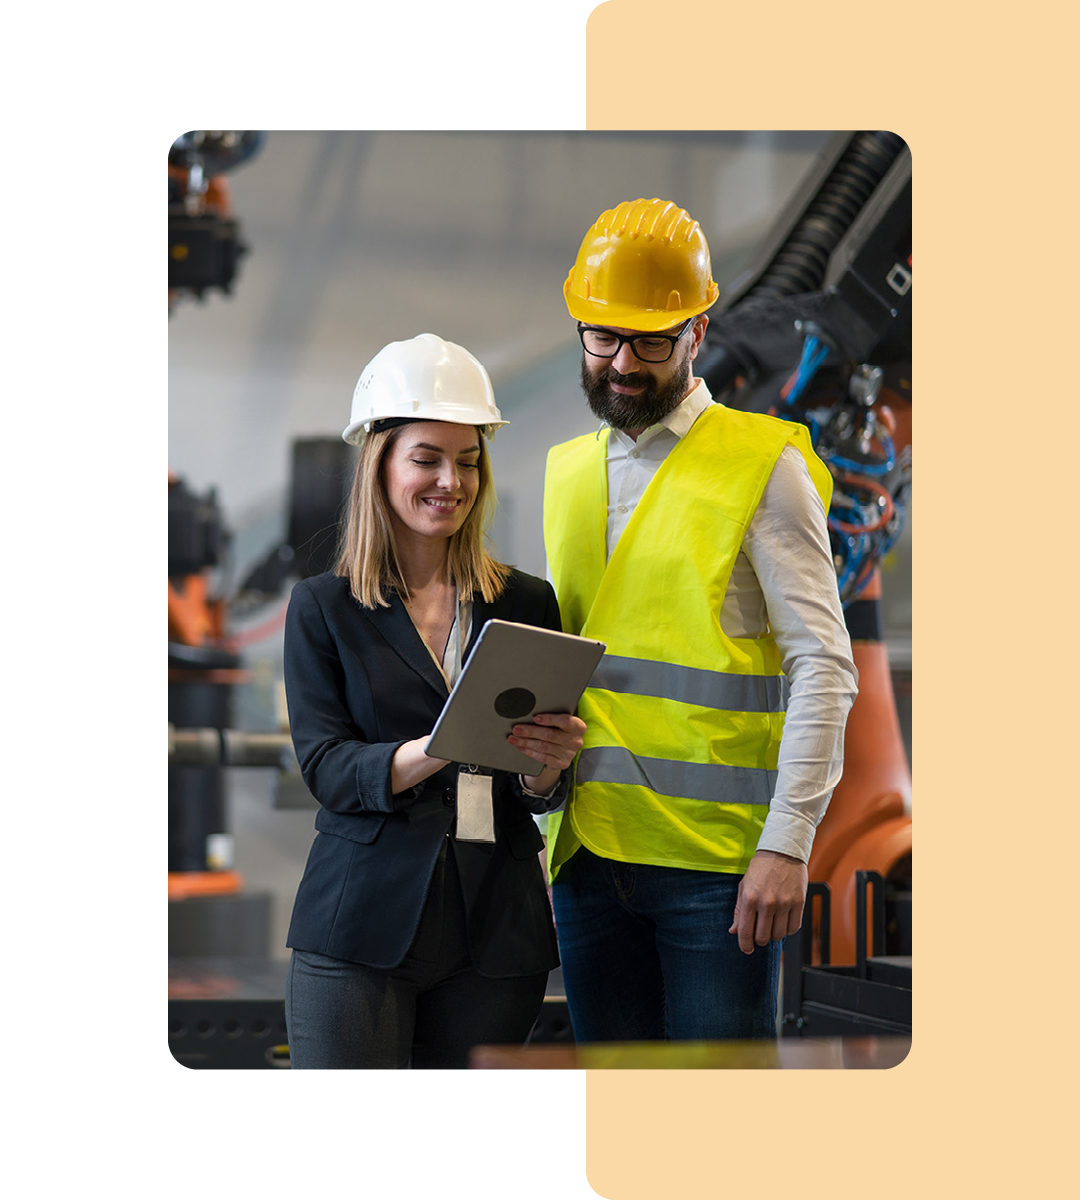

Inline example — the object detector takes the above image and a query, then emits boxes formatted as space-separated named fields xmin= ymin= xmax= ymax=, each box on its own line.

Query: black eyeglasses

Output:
xmin=578 ymin=318 xmax=694 ymax=364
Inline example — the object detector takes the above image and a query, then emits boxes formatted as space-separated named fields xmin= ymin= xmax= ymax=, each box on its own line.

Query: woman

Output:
xmin=283 ymin=333 xmax=585 ymax=1069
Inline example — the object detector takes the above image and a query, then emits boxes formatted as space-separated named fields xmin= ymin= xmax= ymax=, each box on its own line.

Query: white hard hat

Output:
xmin=342 ymin=333 xmax=508 ymax=446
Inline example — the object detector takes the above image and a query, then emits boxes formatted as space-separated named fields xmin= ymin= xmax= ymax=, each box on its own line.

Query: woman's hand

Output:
xmin=509 ymin=712 xmax=586 ymax=795
xmin=390 ymin=737 xmax=450 ymax=795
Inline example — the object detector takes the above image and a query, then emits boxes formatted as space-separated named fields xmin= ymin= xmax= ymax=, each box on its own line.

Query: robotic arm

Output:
xmin=700 ymin=133 xmax=913 ymax=970
xmin=168 ymin=130 xmax=265 ymax=308
xmin=700 ymin=131 xmax=912 ymax=607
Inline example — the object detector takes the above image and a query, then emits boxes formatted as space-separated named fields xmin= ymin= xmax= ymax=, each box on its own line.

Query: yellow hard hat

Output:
xmin=564 ymin=198 xmax=720 ymax=332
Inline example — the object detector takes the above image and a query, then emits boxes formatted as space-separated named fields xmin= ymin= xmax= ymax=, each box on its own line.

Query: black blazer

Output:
xmin=283 ymin=569 xmax=565 ymax=976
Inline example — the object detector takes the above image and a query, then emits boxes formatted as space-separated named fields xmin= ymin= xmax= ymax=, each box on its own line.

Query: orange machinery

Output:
xmin=168 ymin=132 xmax=267 ymax=924
xmin=168 ymin=130 xmax=262 ymax=311
xmin=167 ymin=133 xmax=341 ymax=946
xmin=700 ymin=130 xmax=913 ymax=969
xmin=167 ymin=471 xmax=247 ymax=902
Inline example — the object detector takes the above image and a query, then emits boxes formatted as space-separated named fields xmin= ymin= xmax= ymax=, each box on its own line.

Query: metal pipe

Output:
xmin=168 ymin=725 xmax=295 ymax=769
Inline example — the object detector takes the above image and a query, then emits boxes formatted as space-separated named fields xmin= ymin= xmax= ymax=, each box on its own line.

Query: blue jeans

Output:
xmin=552 ymin=847 xmax=782 ymax=1042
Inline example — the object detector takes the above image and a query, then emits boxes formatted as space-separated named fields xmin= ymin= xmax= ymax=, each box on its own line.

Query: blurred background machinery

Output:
xmin=700 ymin=131 xmax=912 ymax=976
xmin=168 ymin=131 xmax=265 ymax=309
xmin=168 ymin=131 xmax=285 ymax=968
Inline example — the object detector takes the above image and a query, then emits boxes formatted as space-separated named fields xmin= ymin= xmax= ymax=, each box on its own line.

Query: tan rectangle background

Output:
xmin=583 ymin=1 xmax=1071 ymax=1198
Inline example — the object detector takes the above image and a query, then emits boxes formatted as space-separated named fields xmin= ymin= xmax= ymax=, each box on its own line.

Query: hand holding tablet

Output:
xmin=426 ymin=619 xmax=605 ymax=774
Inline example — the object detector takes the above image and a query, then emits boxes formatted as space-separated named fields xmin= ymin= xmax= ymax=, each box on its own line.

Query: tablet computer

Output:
xmin=426 ymin=619 xmax=605 ymax=774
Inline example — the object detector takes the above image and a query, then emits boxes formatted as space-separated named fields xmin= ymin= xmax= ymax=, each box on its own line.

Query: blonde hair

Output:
xmin=334 ymin=423 xmax=511 ymax=609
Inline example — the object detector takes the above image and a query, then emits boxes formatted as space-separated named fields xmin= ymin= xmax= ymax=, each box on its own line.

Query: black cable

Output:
xmin=743 ymin=131 xmax=906 ymax=302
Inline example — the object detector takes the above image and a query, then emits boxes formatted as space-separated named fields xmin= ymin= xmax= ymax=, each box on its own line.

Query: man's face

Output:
xmin=579 ymin=318 xmax=704 ymax=434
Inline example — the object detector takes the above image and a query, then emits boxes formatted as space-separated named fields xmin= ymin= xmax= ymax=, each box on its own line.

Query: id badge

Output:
xmin=455 ymin=768 xmax=495 ymax=843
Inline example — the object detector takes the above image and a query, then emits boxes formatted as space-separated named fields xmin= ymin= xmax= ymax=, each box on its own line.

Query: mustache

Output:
xmin=601 ymin=367 xmax=649 ymax=386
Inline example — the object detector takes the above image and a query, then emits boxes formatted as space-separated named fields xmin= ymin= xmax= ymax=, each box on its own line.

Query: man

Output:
xmin=543 ymin=197 xmax=858 ymax=1042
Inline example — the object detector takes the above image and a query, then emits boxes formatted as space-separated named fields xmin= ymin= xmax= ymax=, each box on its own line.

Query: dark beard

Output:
xmin=580 ymin=353 xmax=692 ymax=432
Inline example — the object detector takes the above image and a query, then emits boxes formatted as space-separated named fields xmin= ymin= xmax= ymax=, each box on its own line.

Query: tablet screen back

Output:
xmin=426 ymin=619 xmax=605 ymax=773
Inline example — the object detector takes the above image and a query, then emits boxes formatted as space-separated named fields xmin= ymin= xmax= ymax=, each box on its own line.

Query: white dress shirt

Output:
xmin=601 ymin=379 xmax=858 ymax=863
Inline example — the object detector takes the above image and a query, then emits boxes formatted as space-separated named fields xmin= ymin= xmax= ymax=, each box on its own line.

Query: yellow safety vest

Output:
xmin=543 ymin=402 xmax=832 ymax=879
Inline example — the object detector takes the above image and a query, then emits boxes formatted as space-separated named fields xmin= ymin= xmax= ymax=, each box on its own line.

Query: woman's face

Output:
xmin=381 ymin=422 xmax=482 ymax=545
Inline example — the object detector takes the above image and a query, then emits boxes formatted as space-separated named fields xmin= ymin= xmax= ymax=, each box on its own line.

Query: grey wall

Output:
xmin=169 ymin=130 xmax=908 ymax=958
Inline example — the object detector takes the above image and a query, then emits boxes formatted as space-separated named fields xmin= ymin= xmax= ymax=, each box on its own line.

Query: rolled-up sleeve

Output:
xmin=744 ymin=447 xmax=859 ymax=862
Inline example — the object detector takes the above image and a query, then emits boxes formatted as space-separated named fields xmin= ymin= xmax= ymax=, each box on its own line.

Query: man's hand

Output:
xmin=729 ymin=849 xmax=808 ymax=954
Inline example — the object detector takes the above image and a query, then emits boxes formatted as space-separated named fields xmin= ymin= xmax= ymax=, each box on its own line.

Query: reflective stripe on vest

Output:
xmin=590 ymin=654 xmax=786 ymax=714
xmin=543 ymin=402 xmax=832 ymax=877
xmin=576 ymin=745 xmax=779 ymax=808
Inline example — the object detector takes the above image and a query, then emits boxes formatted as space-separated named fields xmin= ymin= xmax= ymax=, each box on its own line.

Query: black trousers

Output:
xmin=285 ymin=840 xmax=548 ymax=1068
